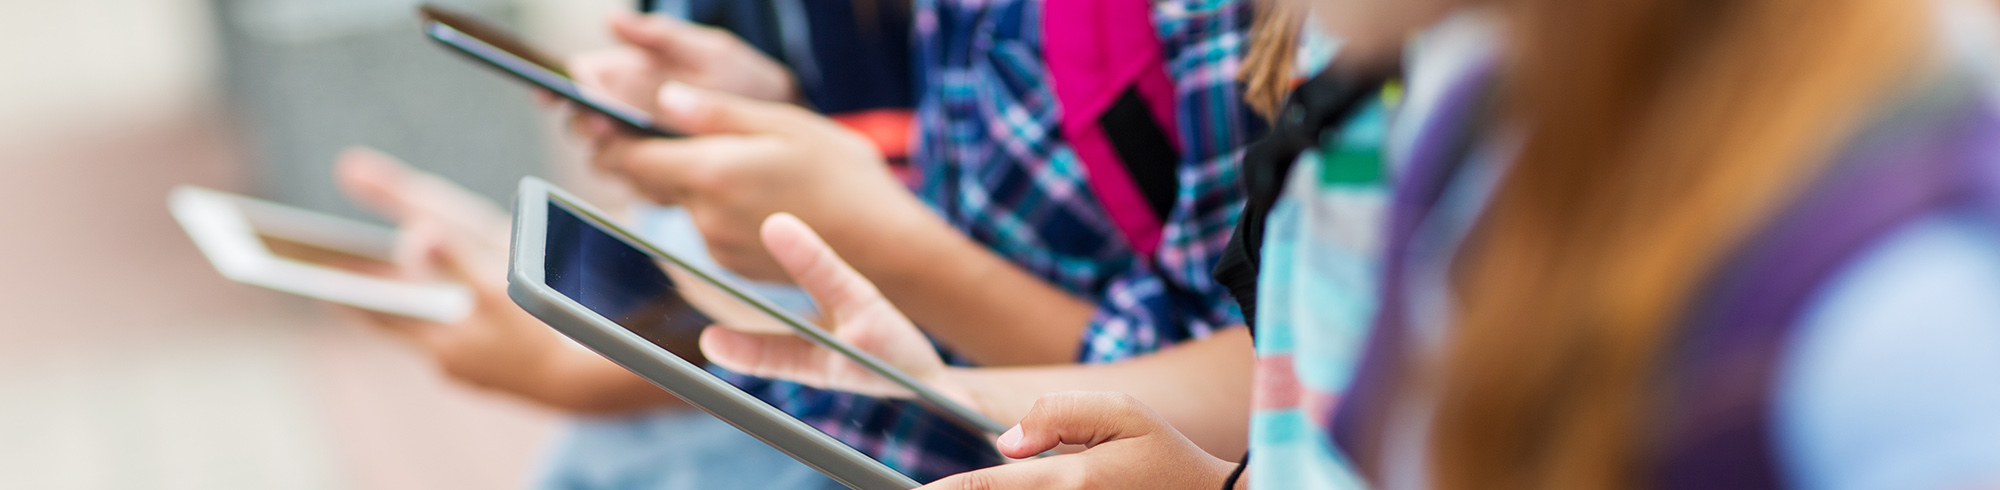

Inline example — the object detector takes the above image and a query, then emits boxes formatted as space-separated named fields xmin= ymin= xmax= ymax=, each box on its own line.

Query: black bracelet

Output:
xmin=1220 ymin=451 xmax=1250 ymax=490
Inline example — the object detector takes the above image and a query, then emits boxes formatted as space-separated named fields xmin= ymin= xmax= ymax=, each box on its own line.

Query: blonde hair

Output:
xmin=1241 ymin=1 xmax=1309 ymax=119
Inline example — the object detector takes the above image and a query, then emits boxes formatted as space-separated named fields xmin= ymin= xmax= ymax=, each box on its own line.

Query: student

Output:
xmin=333 ymin=4 xmax=905 ymax=488
xmin=576 ymin=0 xmax=1257 ymax=368
xmin=331 ymin=149 xmax=847 ymax=490
xmin=349 ymin=0 xmax=1265 ymax=485
xmin=570 ymin=0 xmax=1267 ymax=480
xmin=711 ymin=0 xmax=2000 ymax=488
xmin=543 ymin=4 xmax=921 ymax=489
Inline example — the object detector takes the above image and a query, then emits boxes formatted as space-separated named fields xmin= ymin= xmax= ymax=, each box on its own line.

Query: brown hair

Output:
xmin=1428 ymin=0 xmax=1928 ymax=488
xmin=1241 ymin=0 xmax=1308 ymax=119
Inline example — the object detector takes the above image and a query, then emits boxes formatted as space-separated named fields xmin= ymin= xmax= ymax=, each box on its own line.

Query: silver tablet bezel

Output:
xmin=507 ymin=177 xmax=1000 ymax=490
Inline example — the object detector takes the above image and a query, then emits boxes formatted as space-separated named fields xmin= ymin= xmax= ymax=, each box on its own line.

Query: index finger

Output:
xmin=592 ymin=134 xmax=753 ymax=204
xmin=1003 ymin=392 xmax=1170 ymax=459
xmin=920 ymin=456 xmax=1085 ymax=490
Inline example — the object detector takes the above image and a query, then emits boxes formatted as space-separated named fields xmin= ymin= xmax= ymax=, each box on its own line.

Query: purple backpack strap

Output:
xmin=1658 ymin=81 xmax=2000 ymax=489
xmin=1331 ymin=70 xmax=2000 ymax=487
xmin=1044 ymin=0 xmax=1182 ymax=258
xmin=1328 ymin=59 xmax=1499 ymax=476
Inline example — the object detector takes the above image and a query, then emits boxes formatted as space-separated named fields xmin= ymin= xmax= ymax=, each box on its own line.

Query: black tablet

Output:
xmin=507 ymin=177 xmax=1006 ymax=489
xmin=420 ymin=4 xmax=682 ymax=138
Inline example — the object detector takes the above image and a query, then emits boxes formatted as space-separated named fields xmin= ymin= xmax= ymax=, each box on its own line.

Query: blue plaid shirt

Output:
xmin=735 ymin=0 xmax=1259 ymax=483
xmin=915 ymin=0 xmax=1256 ymax=362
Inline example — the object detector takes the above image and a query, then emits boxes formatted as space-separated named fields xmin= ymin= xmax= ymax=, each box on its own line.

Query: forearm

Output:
xmin=948 ymin=327 xmax=1254 ymax=457
xmin=529 ymin=350 xmax=687 ymax=415
xmin=819 ymin=188 xmax=1094 ymax=366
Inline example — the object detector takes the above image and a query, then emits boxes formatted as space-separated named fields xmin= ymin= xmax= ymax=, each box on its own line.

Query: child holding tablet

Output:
xmin=567 ymin=0 xmax=1268 ymax=481
xmin=713 ymin=0 xmax=2000 ymax=489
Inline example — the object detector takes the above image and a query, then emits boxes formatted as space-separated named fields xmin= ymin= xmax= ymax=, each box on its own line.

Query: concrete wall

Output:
xmin=0 ymin=0 xmax=220 ymax=144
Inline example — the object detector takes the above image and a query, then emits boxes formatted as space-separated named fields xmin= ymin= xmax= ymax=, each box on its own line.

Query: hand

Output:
xmin=590 ymin=82 xmax=914 ymax=281
xmin=924 ymin=392 xmax=1238 ymax=490
xmin=332 ymin=148 xmax=676 ymax=414
xmin=565 ymin=12 xmax=800 ymax=147
xmin=332 ymin=148 xmax=511 ymax=274
xmin=699 ymin=214 xmax=968 ymax=403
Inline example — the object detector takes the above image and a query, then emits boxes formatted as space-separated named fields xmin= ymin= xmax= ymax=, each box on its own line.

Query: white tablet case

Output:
xmin=169 ymin=186 xmax=473 ymax=322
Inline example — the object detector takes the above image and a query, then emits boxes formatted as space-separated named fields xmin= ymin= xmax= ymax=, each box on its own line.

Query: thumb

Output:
xmin=698 ymin=326 xmax=832 ymax=382
xmin=758 ymin=213 xmax=884 ymax=320
xmin=411 ymin=219 xmax=507 ymax=291
xmin=658 ymin=80 xmax=808 ymax=136
xmin=997 ymin=392 xmax=1169 ymax=459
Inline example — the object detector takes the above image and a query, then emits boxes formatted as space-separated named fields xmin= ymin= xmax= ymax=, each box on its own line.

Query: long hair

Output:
xmin=1428 ymin=0 xmax=1928 ymax=488
xmin=1242 ymin=0 xmax=1309 ymax=119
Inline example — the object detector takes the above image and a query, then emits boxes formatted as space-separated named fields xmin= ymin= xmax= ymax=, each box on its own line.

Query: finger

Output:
xmin=591 ymin=134 xmax=758 ymax=204
xmin=392 ymin=218 xmax=509 ymax=304
xmin=531 ymin=89 xmax=559 ymax=108
xmin=427 ymin=230 xmax=507 ymax=289
xmin=333 ymin=147 xmax=424 ymax=221
xmin=563 ymin=104 xmax=604 ymax=142
xmin=1001 ymin=392 xmax=1168 ymax=459
xmin=567 ymin=50 xmax=639 ymax=100
xmin=589 ymin=136 xmax=684 ymax=204
xmin=657 ymin=81 xmax=815 ymax=136
xmin=698 ymin=326 xmax=837 ymax=385
xmin=607 ymin=11 xmax=706 ymax=64
xmin=391 ymin=218 xmax=451 ymax=272
xmin=759 ymin=213 xmax=887 ymax=319
xmin=333 ymin=147 xmax=509 ymax=232
xmin=576 ymin=113 xmax=619 ymax=151
xmin=920 ymin=457 xmax=1084 ymax=490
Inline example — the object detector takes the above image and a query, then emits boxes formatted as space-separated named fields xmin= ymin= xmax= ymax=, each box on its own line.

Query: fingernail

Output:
xmin=996 ymin=425 xmax=1023 ymax=449
xmin=659 ymin=81 xmax=701 ymax=117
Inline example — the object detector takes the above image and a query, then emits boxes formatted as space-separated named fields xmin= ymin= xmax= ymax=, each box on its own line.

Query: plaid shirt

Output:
xmin=734 ymin=0 xmax=1259 ymax=483
xmin=915 ymin=0 xmax=1255 ymax=363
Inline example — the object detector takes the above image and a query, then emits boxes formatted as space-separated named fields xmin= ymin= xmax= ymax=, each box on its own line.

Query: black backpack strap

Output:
xmin=1101 ymin=87 xmax=1187 ymax=222
xmin=1214 ymin=68 xmax=1393 ymax=329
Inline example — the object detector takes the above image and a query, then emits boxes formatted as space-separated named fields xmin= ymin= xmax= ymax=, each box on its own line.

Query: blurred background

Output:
xmin=0 ymin=0 xmax=643 ymax=487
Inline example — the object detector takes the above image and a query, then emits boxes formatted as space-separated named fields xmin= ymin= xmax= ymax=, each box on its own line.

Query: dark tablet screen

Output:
xmin=420 ymin=4 xmax=679 ymax=137
xmin=540 ymin=201 xmax=1002 ymax=483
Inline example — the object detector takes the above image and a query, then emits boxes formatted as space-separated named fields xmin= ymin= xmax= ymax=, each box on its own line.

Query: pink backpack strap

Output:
xmin=1044 ymin=0 xmax=1184 ymax=257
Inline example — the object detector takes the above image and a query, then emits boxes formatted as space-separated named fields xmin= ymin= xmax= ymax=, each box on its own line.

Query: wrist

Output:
xmin=939 ymin=367 xmax=1002 ymax=424
xmin=1203 ymin=454 xmax=1244 ymax=490
xmin=1220 ymin=455 xmax=1250 ymax=490
xmin=532 ymin=348 xmax=672 ymax=414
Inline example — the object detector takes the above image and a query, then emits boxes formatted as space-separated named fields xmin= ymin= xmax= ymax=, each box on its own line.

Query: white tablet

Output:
xmin=506 ymin=177 xmax=1005 ymax=489
xmin=169 ymin=186 xmax=473 ymax=322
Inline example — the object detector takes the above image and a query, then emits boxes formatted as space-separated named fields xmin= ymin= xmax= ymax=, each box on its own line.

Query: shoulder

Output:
xmin=1776 ymin=212 xmax=2000 ymax=490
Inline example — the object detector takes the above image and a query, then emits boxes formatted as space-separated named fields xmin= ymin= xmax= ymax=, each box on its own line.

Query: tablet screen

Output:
xmin=540 ymin=201 xmax=1002 ymax=482
xmin=259 ymin=234 xmax=401 ymax=278
xmin=419 ymin=4 xmax=678 ymax=137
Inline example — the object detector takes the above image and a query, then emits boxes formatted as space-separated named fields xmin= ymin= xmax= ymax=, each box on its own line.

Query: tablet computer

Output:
xmin=418 ymin=4 xmax=682 ymax=138
xmin=169 ymin=186 xmax=474 ymax=323
xmin=506 ymin=177 xmax=1006 ymax=489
